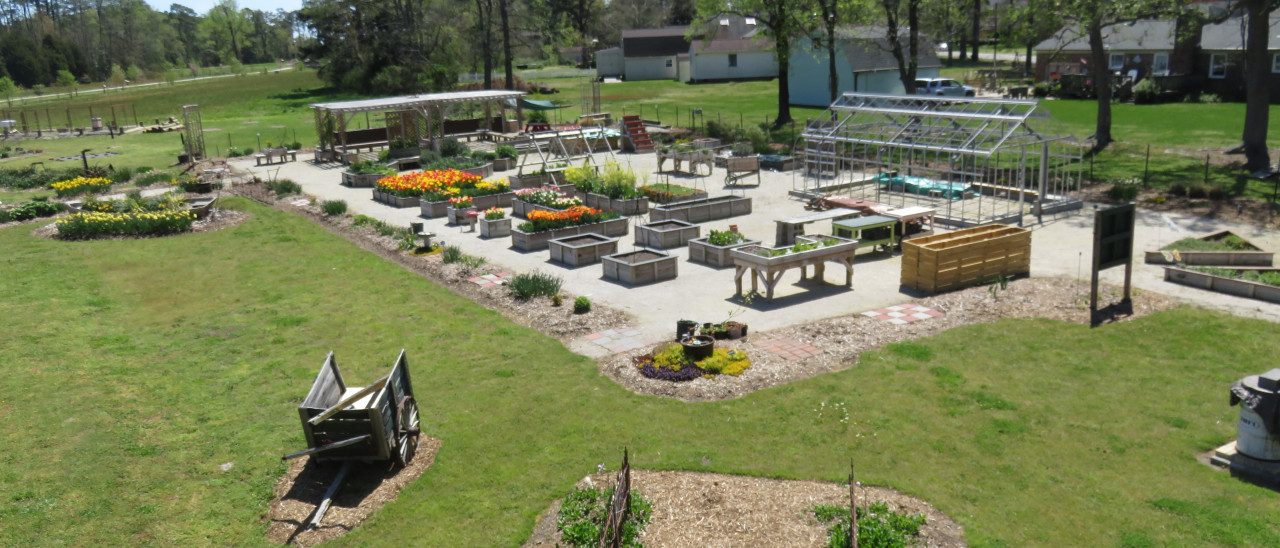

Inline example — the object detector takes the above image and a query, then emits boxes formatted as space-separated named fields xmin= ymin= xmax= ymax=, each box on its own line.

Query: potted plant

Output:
xmin=493 ymin=145 xmax=519 ymax=171
xmin=446 ymin=196 xmax=476 ymax=225
xmin=479 ymin=206 xmax=511 ymax=238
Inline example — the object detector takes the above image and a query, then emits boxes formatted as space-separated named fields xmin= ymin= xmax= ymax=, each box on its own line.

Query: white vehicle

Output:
xmin=914 ymin=78 xmax=976 ymax=97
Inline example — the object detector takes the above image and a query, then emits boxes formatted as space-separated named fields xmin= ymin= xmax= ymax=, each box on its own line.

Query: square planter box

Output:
xmin=1164 ymin=266 xmax=1280 ymax=304
xmin=512 ymin=173 xmax=552 ymax=188
xmin=446 ymin=206 xmax=477 ymax=225
xmin=649 ymin=195 xmax=752 ymax=223
xmin=603 ymin=250 xmax=678 ymax=285
xmin=480 ymin=216 xmax=511 ymax=238
xmin=373 ymin=189 xmax=420 ymax=208
xmin=549 ymin=233 xmax=618 ymax=266
xmin=510 ymin=217 xmax=629 ymax=251
xmin=421 ymin=191 xmax=514 ymax=218
xmin=493 ymin=157 xmax=517 ymax=171
xmin=688 ymin=236 xmax=761 ymax=268
xmin=1144 ymin=230 xmax=1273 ymax=266
xmin=635 ymin=219 xmax=700 ymax=249
xmin=343 ymin=171 xmax=384 ymax=188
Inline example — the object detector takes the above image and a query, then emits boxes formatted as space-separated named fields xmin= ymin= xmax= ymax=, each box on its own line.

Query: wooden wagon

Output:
xmin=287 ymin=350 xmax=421 ymax=467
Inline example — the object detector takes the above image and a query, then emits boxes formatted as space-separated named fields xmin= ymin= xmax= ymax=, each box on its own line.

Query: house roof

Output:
xmin=1035 ymin=19 xmax=1176 ymax=52
xmin=690 ymin=14 xmax=773 ymax=54
xmin=692 ymin=38 xmax=774 ymax=54
xmin=833 ymin=26 xmax=943 ymax=72
xmin=622 ymin=26 xmax=692 ymax=58
xmin=1200 ymin=13 xmax=1280 ymax=50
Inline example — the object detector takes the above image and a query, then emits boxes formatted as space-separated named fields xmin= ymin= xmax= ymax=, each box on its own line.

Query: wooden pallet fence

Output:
xmin=901 ymin=224 xmax=1030 ymax=293
xmin=599 ymin=448 xmax=632 ymax=548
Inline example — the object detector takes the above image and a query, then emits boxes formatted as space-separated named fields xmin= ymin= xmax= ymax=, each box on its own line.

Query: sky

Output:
xmin=142 ymin=0 xmax=305 ymax=16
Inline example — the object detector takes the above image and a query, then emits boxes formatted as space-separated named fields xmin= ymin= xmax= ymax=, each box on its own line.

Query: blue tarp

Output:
xmin=877 ymin=173 xmax=973 ymax=200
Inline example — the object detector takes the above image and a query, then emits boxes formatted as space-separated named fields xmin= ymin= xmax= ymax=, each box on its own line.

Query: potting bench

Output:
xmin=832 ymin=215 xmax=898 ymax=252
xmin=774 ymin=208 xmax=860 ymax=246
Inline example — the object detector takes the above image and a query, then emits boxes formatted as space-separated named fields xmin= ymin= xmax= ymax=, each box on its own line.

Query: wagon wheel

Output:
xmin=395 ymin=396 xmax=421 ymax=467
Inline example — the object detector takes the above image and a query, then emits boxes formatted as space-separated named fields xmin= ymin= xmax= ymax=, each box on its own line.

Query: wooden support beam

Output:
xmin=310 ymin=461 xmax=353 ymax=529
xmin=281 ymin=434 xmax=372 ymax=461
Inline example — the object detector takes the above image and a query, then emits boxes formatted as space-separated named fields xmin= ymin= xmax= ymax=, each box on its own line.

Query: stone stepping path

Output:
xmin=753 ymin=336 xmax=822 ymax=361
xmin=583 ymin=327 xmax=661 ymax=354
xmin=467 ymin=272 xmax=511 ymax=287
xmin=861 ymin=303 xmax=944 ymax=324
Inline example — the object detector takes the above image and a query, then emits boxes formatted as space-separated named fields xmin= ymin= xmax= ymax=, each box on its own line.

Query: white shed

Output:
xmin=789 ymin=27 xmax=942 ymax=107
xmin=688 ymin=15 xmax=778 ymax=82
xmin=596 ymin=47 xmax=624 ymax=78
xmin=621 ymin=27 xmax=691 ymax=81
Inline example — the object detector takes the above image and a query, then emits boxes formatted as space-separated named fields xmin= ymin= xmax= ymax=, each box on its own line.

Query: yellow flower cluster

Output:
xmin=56 ymin=209 xmax=196 ymax=238
xmin=51 ymin=177 xmax=113 ymax=197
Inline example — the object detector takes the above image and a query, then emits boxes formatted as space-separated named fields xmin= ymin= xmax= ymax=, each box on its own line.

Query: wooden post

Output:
xmin=1142 ymin=144 xmax=1150 ymax=187
xmin=850 ymin=462 xmax=858 ymax=548
xmin=310 ymin=461 xmax=353 ymax=529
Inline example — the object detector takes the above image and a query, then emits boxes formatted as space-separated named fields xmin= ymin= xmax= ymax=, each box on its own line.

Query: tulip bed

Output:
xmin=50 ymin=176 xmax=114 ymax=198
xmin=517 ymin=205 xmax=619 ymax=232
xmin=375 ymin=169 xmax=508 ymax=200
xmin=56 ymin=209 xmax=196 ymax=238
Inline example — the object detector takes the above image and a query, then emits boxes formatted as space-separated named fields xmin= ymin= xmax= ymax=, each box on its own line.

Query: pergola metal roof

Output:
xmin=311 ymin=90 xmax=526 ymax=114
xmin=803 ymin=93 xmax=1074 ymax=157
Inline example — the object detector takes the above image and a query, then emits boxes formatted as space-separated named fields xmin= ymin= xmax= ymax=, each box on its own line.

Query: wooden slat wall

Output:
xmin=902 ymin=225 xmax=1031 ymax=293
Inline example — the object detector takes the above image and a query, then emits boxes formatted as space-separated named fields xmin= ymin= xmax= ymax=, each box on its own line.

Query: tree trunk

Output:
xmin=1024 ymin=43 xmax=1033 ymax=76
xmin=776 ymin=38 xmax=793 ymax=127
xmin=1242 ymin=0 xmax=1272 ymax=171
xmin=475 ymin=0 xmax=493 ymax=90
xmin=500 ymin=0 xmax=514 ymax=90
xmin=1088 ymin=20 xmax=1112 ymax=150
xmin=969 ymin=0 xmax=981 ymax=61
xmin=827 ymin=22 xmax=839 ymax=101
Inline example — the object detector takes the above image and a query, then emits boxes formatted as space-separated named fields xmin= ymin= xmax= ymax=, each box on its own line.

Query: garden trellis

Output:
xmin=796 ymin=93 xmax=1085 ymax=227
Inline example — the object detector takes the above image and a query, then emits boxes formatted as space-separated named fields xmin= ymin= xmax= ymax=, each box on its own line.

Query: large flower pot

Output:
xmin=680 ymin=335 xmax=715 ymax=361
xmin=480 ymin=217 xmax=511 ymax=238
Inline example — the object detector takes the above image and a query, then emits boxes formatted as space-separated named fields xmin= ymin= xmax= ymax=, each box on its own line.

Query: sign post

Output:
xmin=1091 ymin=203 xmax=1135 ymax=325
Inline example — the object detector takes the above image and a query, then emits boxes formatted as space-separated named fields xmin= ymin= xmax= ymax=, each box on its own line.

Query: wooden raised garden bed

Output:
xmin=493 ymin=157 xmax=517 ymax=171
xmin=548 ymin=233 xmax=618 ymax=266
xmin=603 ymin=250 xmax=678 ymax=285
xmin=461 ymin=162 xmax=494 ymax=179
xmin=342 ymin=171 xmax=384 ymax=188
xmin=688 ymin=235 xmax=761 ymax=268
xmin=1144 ymin=230 xmax=1273 ymax=266
xmin=649 ymin=195 xmax=752 ymax=223
xmin=730 ymin=235 xmax=860 ymax=299
xmin=1164 ymin=266 xmax=1280 ymax=304
xmin=511 ymin=198 xmax=563 ymax=219
xmin=511 ymin=173 xmax=552 ymax=189
xmin=372 ymin=189 xmax=420 ymax=208
xmin=446 ymin=206 xmax=476 ymax=226
xmin=420 ymin=192 xmax=514 ymax=218
xmin=635 ymin=219 xmax=700 ymax=249
xmin=901 ymin=224 xmax=1030 ymax=294
xmin=480 ymin=217 xmax=511 ymax=238
xmin=510 ymin=217 xmax=629 ymax=251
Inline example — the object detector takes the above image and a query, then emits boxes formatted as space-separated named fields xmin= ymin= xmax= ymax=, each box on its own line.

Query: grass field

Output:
xmin=2 ymin=197 xmax=1278 ymax=546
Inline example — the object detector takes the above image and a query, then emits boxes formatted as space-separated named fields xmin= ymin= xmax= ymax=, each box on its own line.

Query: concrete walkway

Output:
xmin=229 ymin=151 xmax=1280 ymax=356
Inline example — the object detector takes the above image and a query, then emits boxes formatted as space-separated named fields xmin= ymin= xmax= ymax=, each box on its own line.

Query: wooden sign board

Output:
xmin=1090 ymin=203 xmax=1135 ymax=324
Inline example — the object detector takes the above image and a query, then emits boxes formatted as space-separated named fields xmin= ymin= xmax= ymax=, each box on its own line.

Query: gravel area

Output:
xmin=600 ymin=278 xmax=1181 ymax=402
xmin=523 ymin=470 xmax=966 ymax=548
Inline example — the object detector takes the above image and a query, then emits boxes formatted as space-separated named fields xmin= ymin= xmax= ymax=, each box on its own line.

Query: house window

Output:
xmin=1209 ymin=54 xmax=1226 ymax=79
xmin=1152 ymin=53 xmax=1169 ymax=76
xmin=1108 ymin=53 xmax=1124 ymax=70
xmin=665 ymin=59 xmax=673 ymax=68
xmin=728 ymin=54 xmax=738 ymax=68
xmin=1273 ymin=54 xmax=1280 ymax=73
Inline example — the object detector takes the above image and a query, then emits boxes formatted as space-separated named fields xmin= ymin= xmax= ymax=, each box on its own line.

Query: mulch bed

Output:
xmin=523 ymin=470 xmax=966 ymax=548
xmin=264 ymin=437 xmax=442 ymax=547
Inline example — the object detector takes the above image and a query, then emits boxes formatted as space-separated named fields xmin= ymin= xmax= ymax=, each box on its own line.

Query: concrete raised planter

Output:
xmin=582 ymin=193 xmax=649 ymax=216
xmin=510 ymin=217 xmax=629 ymax=251
xmin=342 ymin=171 xmax=384 ymax=188
xmin=1145 ymin=230 xmax=1273 ymax=266
xmin=420 ymin=191 xmax=514 ymax=218
xmin=688 ymin=236 xmax=761 ymax=268
xmin=1163 ymin=267 xmax=1280 ymax=304
xmin=603 ymin=250 xmax=678 ymax=285
xmin=480 ymin=217 xmax=511 ymax=238
xmin=548 ymin=233 xmax=618 ymax=266
xmin=649 ymin=195 xmax=752 ymax=223
xmin=635 ymin=219 xmax=700 ymax=249
xmin=461 ymin=162 xmax=494 ymax=179
xmin=373 ymin=189 xmax=420 ymax=208
xmin=446 ymin=206 xmax=477 ymax=226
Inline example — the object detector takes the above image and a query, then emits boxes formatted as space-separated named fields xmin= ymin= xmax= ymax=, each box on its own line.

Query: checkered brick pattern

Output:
xmin=467 ymin=272 xmax=512 ymax=287
xmin=860 ymin=303 xmax=944 ymax=324
xmin=583 ymin=327 xmax=661 ymax=354
xmin=752 ymin=337 xmax=822 ymax=361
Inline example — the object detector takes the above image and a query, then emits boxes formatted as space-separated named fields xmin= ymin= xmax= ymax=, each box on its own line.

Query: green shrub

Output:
xmin=348 ymin=161 xmax=394 ymax=176
xmin=321 ymin=200 xmax=348 ymax=216
xmin=811 ymin=501 xmax=927 ymax=548
xmin=471 ymin=151 xmax=496 ymax=162
xmin=555 ymin=485 xmax=651 ymax=548
xmin=507 ymin=271 xmax=563 ymax=301
xmin=707 ymin=229 xmax=746 ymax=246
xmin=495 ymin=145 xmax=518 ymax=159
xmin=109 ymin=167 xmax=135 ymax=183
xmin=0 ymin=167 xmax=81 ymax=189
xmin=527 ymin=110 xmax=549 ymax=124
xmin=442 ymin=245 xmax=465 ymax=263
xmin=267 ymin=179 xmax=302 ymax=197
xmin=573 ymin=296 xmax=591 ymax=314
xmin=439 ymin=137 xmax=469 ymax=158
xmin=419 ymin=150 xmax=442 ymax=166
xmin=731 ymin=142 xmax=754 ymax=157
xmin=1107 ymin=179 xmax=1140 ymax=201
xmin=135 ymin=171 xmax=172 ymax=187
xmin=0 ymin=197 xmax=62 ymax=222
xmin=1132 ymin=79 xmax=1162 ymax=104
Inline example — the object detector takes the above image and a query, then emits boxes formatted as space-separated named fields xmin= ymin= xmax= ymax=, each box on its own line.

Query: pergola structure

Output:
xmin=797 ymin=93 xmax=1084 ymax=227
xmin=310 ymin=90 xmax=526 ymax=161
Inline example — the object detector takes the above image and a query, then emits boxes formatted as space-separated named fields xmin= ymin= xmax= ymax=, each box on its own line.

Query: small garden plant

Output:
xmin=348 ymin=160 xmax=395 ymax=176
xmin=555 ymin=485 xmax=651 ymax=548
xmin=706 ymin=229 xmax=747 ymax=246
xmin=1162 ymin=234 xmax=1255 ymax=252
xmin=321 ymin=200 xmax=348 ymax=216
xmin=573 ymin=296 xmax=590 ymax=314
xmin=483 ymin=206 xmax=504 ymax=220
xmin=507 ymin=271 xmax=563 ymax=301
xmin=811 ymin=501 xmax=927 ymax=548
xmin=0 ymin=196 xmax=62 ymax=223
xmin=636 ymin=343 xmax=750 ymax=382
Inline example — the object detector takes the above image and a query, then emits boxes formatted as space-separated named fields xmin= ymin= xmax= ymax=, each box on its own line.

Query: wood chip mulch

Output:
xmin=264 ymin=437 xmax=441 ymax=547
xmin=523 ymin=470 xmax=966 ymax=548
xmin=601 ymin=277 xmax=1181 ymax=402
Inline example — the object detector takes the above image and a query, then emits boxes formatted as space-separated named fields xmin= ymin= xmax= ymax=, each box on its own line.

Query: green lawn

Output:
xmin=2 ymin=198 xmax=1278 ymax=546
